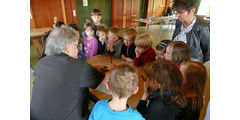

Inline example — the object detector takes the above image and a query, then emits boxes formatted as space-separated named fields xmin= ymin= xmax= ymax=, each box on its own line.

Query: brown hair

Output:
xmin=109 ymin=26 xmax=120 ymax=36
xmin=172 ymin=0 xmax=201 ymax=14
xmin=168 ymin=41 xmax=191 ymax=64
xmin=96 ymin=24 xmax=109 ymax=36
xmin=109 ymin=64 xmax=139 ymax=99
xmin=83 ymin=19 xmax=94 ymax=31
xmin=181 ymin=61 xmax=207 ymax=110
xmin=124 ymin=28 xmax=137 ymax=41
xmin=143 ymin=60 xmax=187 ymax=108
xmin=134 ymin=33 xmax=153 ymax=48
xmin=156 ymin=40 xmax=172 ymax=52
xmin=91 ymin=8 xmax=102 ymax=16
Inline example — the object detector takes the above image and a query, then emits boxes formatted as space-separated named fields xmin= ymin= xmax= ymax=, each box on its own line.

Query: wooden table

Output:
xmin=86 ymin=54 xmax=145 ymax=109
xmin=30 ymin=27 xmax=52 ymax=56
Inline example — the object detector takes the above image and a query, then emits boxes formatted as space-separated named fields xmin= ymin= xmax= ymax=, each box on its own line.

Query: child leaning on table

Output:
xmin=82 ymin=20 xmax=98 ymax=58
xmin=88 ymin=64 xmax=145 ymax=120
xmin=105 ymin=26 xmax=122 ymax=58
xmin=136 ymin=60 xmax=187 ymax=120
xmin=96 ymin=24 xmax=109 ymax=54
xmin=133 ymin=33 xmax=156 ymax=67
xmin=121 ymin=28 xmax=137 ymax=63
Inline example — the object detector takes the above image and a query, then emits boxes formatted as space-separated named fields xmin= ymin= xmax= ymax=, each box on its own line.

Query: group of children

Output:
xmin=49 ymin=8 xmax=208 ymax=120
xmin=89 ymin=60 xmax=207 ymax=120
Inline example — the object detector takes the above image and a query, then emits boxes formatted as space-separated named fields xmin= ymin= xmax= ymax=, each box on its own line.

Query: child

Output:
xmin=133 ymin=33 xmax=156 ymax=67
xmin=82 ymin=8 xmax=102 ymax=38
xmin=105 ymin=26 xmax=122 ymax=58
xmin=121 ymin=28 xmax=137 ymax=63
xmin=136 ymin=60 xmax=187 ymax=120
xmin=96 ymin=24 xmax=109 ymax=54
xmin=164 ymin=41 xmax=191 ymax=68
xmin=89 ymin=64 xmax=145 ymax=120
xmin=67 ymin=22 xmax=86 ymax=60
xmin=82 ymin=20 xmax=98 ymax=58
xmin=179 ymin=61 xmax=207 ymax=120
xmin=155 ymin=40 xmax=172 ymax=60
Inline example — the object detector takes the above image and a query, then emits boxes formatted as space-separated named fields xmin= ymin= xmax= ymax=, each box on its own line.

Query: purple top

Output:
xmin=83 ymin=37 xmax=98 ymax=58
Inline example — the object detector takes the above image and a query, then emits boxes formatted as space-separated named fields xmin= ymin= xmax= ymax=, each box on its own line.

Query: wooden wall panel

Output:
xmin=70 ymin=0 xmax=79 ymax=25
xmin=65 ymin=0 xmax=73 ymax=24
xmin=64 ymin=0 xmax=79 ymax=25
xmin=30 ymin=6 xmax=36 ymax=29
xmin=147 ymin=0 xmax=154 ymax=18
xmin=30 ymin=0 xmax=64 ymax=28
xmin=112 ymin=0 xmax=123 ymax=28
xmin=153 ymin=0 xmax=167 ymax=17
xmin=146 ymin=0 xmax=170 ymax=18
xmin=131 ymin=0 xmax=140 ymax=27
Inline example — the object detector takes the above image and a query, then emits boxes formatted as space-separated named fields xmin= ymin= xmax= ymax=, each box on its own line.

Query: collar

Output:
xmin=180 ymin=18 xmax=196 ymax=33
xmin=52 ymin=52 xmax=69 ymax=57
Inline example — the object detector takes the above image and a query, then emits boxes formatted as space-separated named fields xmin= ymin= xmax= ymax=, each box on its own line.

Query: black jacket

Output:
xmin=136 ymin=90 xmax=181 ymax=120
xmin=30 ymin=53 xmax=105 ymax=120
xmin=172 ymin=16 xmax=210 ymax=63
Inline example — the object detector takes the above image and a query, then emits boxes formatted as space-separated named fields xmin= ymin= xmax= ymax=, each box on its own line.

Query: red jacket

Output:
xmin=134 ymin=48 xmax=156 ymax=67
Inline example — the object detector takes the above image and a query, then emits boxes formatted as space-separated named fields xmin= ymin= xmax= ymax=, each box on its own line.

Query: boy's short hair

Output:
xmin=91 ymin=8 xmax=102 ymax=16
xmin=134 ymin=33 xmax=153 ymax=48
xmin=124 ymin=28 xmax=137 ymax=41
xmin=83 ymin=19 xmax=94 ymax=31
xmin=109 ymin=26 xmax=120 ymax=36
xmin=109 ymin=64 xmax=139 ymax=99
xmin=96 ymin=24 xmax=109 ymax=36
xmin=156 ymin=40 xmax=172 ymax=52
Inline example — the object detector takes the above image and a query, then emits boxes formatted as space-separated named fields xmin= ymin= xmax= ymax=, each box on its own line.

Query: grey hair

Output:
xmin=44 ymin=26 xmax=79 ymax=56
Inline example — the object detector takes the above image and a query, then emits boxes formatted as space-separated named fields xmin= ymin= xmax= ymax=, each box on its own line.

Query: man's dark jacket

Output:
xmin=30 ymin=53 xmax=105 ymax=120
xmin=172 ymin=16 xmax=210 ymax=63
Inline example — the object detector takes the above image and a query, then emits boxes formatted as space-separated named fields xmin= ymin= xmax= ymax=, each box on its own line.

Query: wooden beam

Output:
xmin=61 ymin=0 xmax=67 ymax=25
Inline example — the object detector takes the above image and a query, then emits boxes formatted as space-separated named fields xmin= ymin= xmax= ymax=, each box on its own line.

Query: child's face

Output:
xmin=155 ymin=49 xmax=165 ymax=60
xmin=91 ymin=15 xmax=102 ymax=24
xmin=123 ymin=35 xmax=134 ymax=46
xmin=108 ymin=32 xmax=118 ymax=43
xmin=85 ymin=27 xmax=94 ymax=37
xmin=164 ymin=46 xmax=172 ymax=61
xmin=135 ymin=47 xmax=146 ymax=54
xmin=98 ymin=31 xmax=106 ymax=39
xmin=98 ymin=31 xmax=107 ymax=42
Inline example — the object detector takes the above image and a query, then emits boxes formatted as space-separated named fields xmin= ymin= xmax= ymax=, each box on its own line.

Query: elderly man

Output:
xmin=30 ymin=26 xmax=105 ymax=120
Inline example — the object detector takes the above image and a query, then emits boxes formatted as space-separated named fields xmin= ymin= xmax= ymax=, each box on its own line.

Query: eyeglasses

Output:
xmin=71 ymin=43 xmax=81 ymax=50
